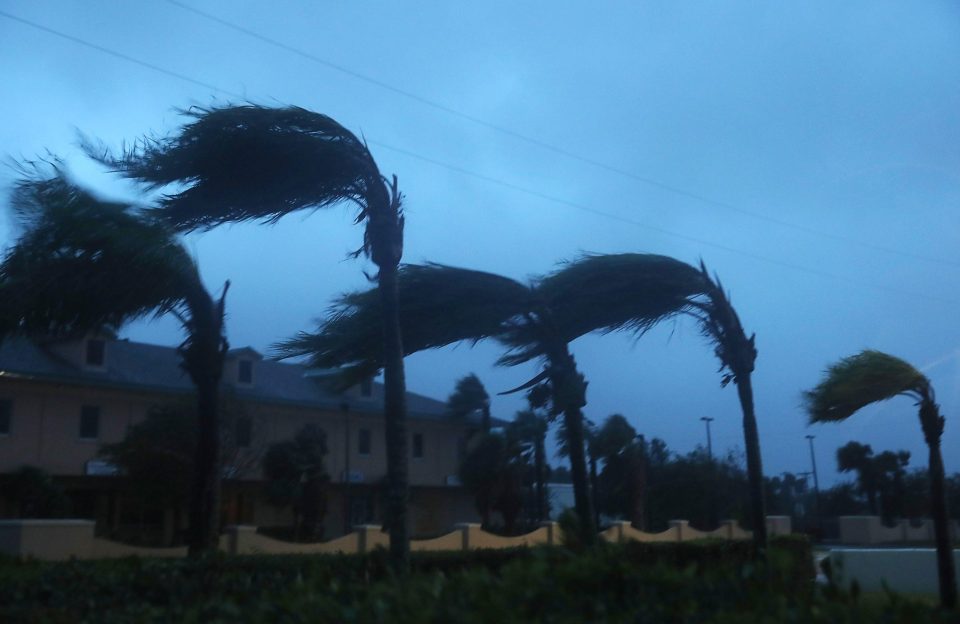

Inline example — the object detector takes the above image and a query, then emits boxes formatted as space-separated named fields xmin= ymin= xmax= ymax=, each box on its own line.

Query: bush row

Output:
xmin=0 ymin=537 xmax=948 ymax=623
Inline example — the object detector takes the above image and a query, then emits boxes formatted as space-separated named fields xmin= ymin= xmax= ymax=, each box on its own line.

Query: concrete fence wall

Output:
xmin=838 ymin=516 xmax=960 ymax=545
xmin=0 ymin=516 xmax=780 ymax=561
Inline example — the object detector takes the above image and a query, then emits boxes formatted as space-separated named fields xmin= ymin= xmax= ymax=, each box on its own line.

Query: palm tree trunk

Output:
xmin=188 ymin=370 xmax=221 ymax=555
xmin=377 ymin=262 xmax=410 ymax=571
xmin=927 ymin=437 xmax=957 ymax=608
xmin=736 ymin=372 xmax=767 ymax=551
xmin=184 ymin=284 xmax=228 ymax=557
xmin=561 ymin=403 xmax=597 ymax=543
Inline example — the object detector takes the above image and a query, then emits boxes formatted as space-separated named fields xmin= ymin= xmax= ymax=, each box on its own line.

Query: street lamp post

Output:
xmin=805 ymin=434 xmax=822 ymax=532
xmin=700 ymin=417 xmax=714 ymax=461
xmin=701 ymin=416 xmax=716 ymax=528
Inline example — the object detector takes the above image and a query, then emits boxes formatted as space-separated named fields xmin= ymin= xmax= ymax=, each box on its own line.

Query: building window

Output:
xmin=85 ymin=339 xmax=105 ymax=366
xmin=358 ymin=428 xmax=371 ymax=456
xmin=79 ymin=405 xmax=100 ymax=440
xmin=359 ymin=378 xmax=372 ymax=398
xmin=238 ymin=360 xmax=253 ymax=384
xmin=412 ymin=433 xmax=424 ymax=459
xmin=0 ymin=399 xmax=11 ymax=436
xmin=235 ymin=417 xmax=252 ymax=448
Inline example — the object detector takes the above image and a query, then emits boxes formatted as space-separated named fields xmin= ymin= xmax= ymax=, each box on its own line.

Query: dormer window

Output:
xmin=85 ymin=339 xmax=105 ymax=367
xmin=360 ymin=378 xmax=372 ymax=398
xmin=238 ymin=360 xmax=253 ymax=384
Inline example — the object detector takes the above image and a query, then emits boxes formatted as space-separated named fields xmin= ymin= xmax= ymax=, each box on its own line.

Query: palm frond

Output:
xmin=536 ymin=253 xmax=707 ymax=341
xmin=0 ymin=170 xmax=199 ymax=340
xmin=803 ymin=350 xmax=928 ymax=424
xmin=688 ymin=260 xmax=756 ymax=386
xmin=493 ymin=253 xmax=708 ymax=368
xmin=88 ymin=105 xmax=390 ymax=233
xmin=272 ymin=264 xmax=534 ymax=390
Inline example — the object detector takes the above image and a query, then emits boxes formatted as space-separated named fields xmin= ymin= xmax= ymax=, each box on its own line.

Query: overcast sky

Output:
xmin=1 ymin=0 xmax=958 ymax=485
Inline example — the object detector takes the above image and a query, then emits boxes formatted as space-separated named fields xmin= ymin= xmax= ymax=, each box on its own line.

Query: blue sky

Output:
xmin=1 ymin=0 xmax=959 ymax=484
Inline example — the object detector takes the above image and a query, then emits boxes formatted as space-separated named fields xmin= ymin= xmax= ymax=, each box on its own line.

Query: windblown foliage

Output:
xmin=0 ymin=170 xmax=200 ymax=340
xmin=88 ymin=105 xmax=392 ymax=236
xmin=274 ymin=264 xmax=535 ymax=389
xmin=803 ymin=350 xmax=929 ymax=423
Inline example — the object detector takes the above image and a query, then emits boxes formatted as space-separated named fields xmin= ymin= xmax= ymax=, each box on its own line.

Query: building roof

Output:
xmin=0 ymin=336 xmax=480 ymax=425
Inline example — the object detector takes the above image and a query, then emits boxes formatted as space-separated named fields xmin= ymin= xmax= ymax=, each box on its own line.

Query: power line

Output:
xmin=0 ymin=8 xmax=955 ymax=306
xmin=0 ymin=9 xmax=229 ymax=97
xmin=164 ymin=0 xmax=960 ymax=270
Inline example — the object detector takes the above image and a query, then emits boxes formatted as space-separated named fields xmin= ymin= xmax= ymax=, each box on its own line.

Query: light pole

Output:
xmin=805 ymin=434 xmax=821 ymax=529
xmin=701 ymin=416 xmax=716 ymax=528
xmin=700 ymin=417 xmax=714 ymax=461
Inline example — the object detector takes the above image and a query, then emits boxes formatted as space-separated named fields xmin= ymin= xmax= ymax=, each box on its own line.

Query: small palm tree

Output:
xmin=804 ymin=350 xmax=957 ymax=609
xmin=540 ymin=254 xmax=768 ymax=548
xmin=89 ymin=104 xmax=411 ymax=568
xmin=447 ymin=374 xmax=492 ymax=433
xmin=0 ymin=170 xmax=229 ymax=555
xmin=509 ymin=408 xmax=550 ymax=522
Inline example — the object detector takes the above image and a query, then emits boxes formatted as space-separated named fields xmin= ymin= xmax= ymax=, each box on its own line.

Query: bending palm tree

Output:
xmin=89 ymin=105 xmax=411 ymax=567
xmin=275 ymin=263 xmax=606 ymax=539
xmin=540 ymin=254 xmax=768 ymax=548
xmin=278 ymin=257 xmax=705 ymax=542
xmin=804 ymin=350 xmax=957 ymax=609
xmin=0 ymin=171 xmax=229 ymax=555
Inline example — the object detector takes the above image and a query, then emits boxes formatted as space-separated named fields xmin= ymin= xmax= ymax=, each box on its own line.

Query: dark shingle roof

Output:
xmin=0 ymin=337 xmax=467 ymax=423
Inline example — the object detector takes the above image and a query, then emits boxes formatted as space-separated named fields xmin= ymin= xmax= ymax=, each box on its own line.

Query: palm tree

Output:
xmin=509 ymin=408 xmax=550 ymax=521
xmin=804 ymin=350 xmax=957 ymax=609
xmin=447 ymin=373 xmax=492 ymax=433
xmin=275 ymin=263 xmax=606 ymax=540
xmin=277 ymin=256 xmax=706 ymax=543
xmin=0 ymin=170 xmax=229 ymax=555
xmin=539 ymin=254 xmax=768 ymax=548
xmin=89 ymin=104 xmax=411 ymax=567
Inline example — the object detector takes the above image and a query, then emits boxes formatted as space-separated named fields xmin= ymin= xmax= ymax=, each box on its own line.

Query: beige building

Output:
xmin=0 ymin=335 xmax=480 ymax=543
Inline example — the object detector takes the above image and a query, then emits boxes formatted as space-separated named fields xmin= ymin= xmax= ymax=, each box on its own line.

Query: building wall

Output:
xmin=0 ymin=376 xmax=480 ymax=540
xmin=0 ymin=378 xmax=470 ymax=487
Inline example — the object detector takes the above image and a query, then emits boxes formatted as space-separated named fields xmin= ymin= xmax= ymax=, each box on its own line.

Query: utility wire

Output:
xmin=0 ymin=8 xmax=955 ymax=306
xmin=164 ymin=0 xmax=960 ymax=270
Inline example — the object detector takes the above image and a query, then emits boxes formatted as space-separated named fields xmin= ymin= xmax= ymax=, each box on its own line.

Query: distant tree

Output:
xmin=509 ymin=409 xmax=550 ymax=522
xmin=0 ymin=170 xmax=229 ymax=555
xmin=446 ymin=374 xmax=491 ymax=433
xmin=819 ymin=482 xmax=865 ymax=517
xmin=458 ymin=431 xmax=525 ymax=533
xmin=592 ymin=414 xmax=648 ymax=529
xmin=834 ymin=441 xmax=912 ymax=520
xmin=100 ymin=405 xmax=195 ymax=517
xmin=99 ymin=398 xmax=263 ymax=541
xmin=262 ymin=425 xmax=330 ymax=541
xmin=643 ymin=442 xmax=751 ymax=531
xmin=836 ymin=441 xmax=880 ymax=514
xmin=805 ymin=349 xmax=957 ymax=609
xmin=2 ymin=466 xmax=69 ymax=519
xmin=764 ymin=472 xmax=810 ymax=519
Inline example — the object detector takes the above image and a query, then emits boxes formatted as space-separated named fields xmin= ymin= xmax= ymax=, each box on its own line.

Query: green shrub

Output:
xmin=0 ymin=538 xmax=951 ymax=623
